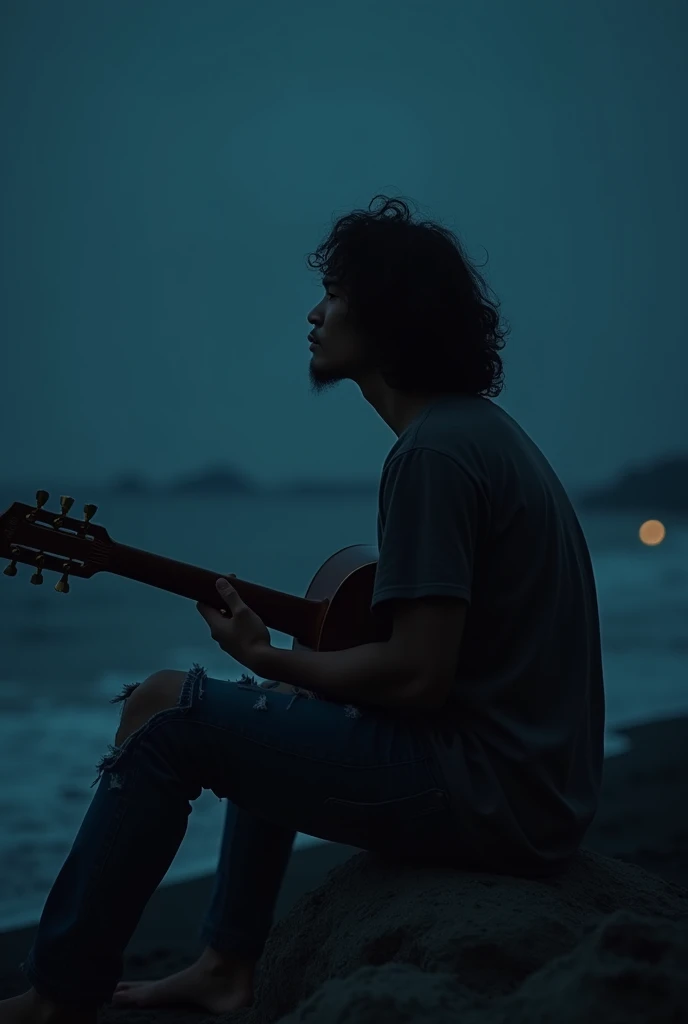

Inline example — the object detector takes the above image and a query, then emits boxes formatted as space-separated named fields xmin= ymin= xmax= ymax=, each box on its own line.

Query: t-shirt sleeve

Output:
xmin=371 ymin=447 xmax=480 ymax=613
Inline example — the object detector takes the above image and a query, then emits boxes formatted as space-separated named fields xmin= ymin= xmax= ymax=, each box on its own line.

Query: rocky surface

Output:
xmin=235 ymin=847 xmax=688 ymax=1024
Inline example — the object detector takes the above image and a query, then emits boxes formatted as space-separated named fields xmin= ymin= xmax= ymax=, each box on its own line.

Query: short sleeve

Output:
xmin=371 ymin=447 xmax=480 ymax=612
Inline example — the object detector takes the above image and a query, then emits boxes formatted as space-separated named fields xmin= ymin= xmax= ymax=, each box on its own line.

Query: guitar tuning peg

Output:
xmin=26 ymin=489 xmax=50 ymax=523
xmin=79 ymin=503 xmax=98 ymax=535
xmin=53 ymin=495 xmax=75 ymax=530
xmin=3 ymin=546 xmax=20 ymax=577
xmin=30 ymin=553 xmax=45 ymax=586
xmin=55 ymin=562 xmax=71 ymax=594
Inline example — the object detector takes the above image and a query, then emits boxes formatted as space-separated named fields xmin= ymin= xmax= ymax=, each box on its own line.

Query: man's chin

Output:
xmin=308 ymin=361 xmax=347 ymax=394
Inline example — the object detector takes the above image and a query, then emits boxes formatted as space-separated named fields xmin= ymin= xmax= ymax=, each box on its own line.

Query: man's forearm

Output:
xmin=250 ymin=641 xmax=421 ymax=710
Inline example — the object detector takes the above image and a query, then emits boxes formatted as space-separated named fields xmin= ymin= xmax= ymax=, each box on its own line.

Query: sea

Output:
xmin=1 ymin=487 xmax=687 ymax=933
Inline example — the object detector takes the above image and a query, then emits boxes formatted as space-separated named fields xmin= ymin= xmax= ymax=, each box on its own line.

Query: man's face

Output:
xmin=306 ymin=277 xmax=376 ymax=395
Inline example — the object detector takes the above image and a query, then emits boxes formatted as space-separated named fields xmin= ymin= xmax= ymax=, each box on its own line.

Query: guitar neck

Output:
xmin=109 ymin=540 xmax=328 ymax=647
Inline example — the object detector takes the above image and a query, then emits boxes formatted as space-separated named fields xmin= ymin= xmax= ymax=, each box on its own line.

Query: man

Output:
xmin=0 ymin=195 xmax=605 ymax=1023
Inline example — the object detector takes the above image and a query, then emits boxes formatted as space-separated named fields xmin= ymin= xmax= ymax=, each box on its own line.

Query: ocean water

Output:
xmin=1 ymin=489 xmax=686 ymax=933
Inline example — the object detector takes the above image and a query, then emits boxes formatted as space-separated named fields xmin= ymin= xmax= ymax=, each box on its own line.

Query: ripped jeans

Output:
xmin=19 ymin=664 xmax=458 ymax=1009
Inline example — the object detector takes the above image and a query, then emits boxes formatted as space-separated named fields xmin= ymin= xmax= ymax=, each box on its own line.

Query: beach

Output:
xmin=1 ymin=712 xmax=686 ymax=1012
xmin=1 ymin=493 xmax=686 ymax=1015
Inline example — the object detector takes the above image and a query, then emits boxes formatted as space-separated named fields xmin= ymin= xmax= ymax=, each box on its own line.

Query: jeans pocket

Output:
xmin=320 ymin=786 xmax=450 ymax=853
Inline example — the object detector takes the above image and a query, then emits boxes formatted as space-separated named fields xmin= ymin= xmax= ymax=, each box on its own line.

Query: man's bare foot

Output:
xmin=0 ymin=989 xmax=96 ymax=1024
xmin=111 ymin=947 xmax=256 ymax=1016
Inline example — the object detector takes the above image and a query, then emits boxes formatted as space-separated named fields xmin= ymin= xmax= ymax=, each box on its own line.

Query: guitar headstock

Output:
xmin=0 ymin=490 xmax=113 ymax=592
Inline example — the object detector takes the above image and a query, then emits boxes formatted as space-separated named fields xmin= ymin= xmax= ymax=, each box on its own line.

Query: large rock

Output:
xmin=275 ymin=912 xmax=688 ymax=1024
xmin=235 ymin=848 xmax=688 ymax=1024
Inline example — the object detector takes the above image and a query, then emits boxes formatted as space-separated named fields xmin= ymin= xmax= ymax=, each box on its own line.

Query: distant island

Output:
xmin=109 ymin=473 xmax=151 ymax=494
xmin=107 ymin=455 xmax=687 ymax=512
xmin=578 ymin=453 xmax=688 ymax=514
xmin=271 ymin=478 xmax=378 ymax=495
xmin=108 ymin=465 xmax=378 ymax=496
xmin=167 ymin=465 xmax=256 ymax=494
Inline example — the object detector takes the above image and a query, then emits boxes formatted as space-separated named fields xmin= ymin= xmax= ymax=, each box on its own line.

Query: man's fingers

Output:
xmin=216 ymin=579 xmax=245 ymax=615
xmin=218 ymin=573 xmax=236 ymax=610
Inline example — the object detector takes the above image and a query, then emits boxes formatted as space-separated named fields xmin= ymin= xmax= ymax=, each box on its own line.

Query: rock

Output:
xmin=234 ymin=848 xmax=688 ymax=1024
xmin=276 ymin=962 xmax=481 ymax=1024
xmin=500 ymin=909 xmax=688 ymax=1024
xmin=275 ymin=911 xmax=688 ymax=1024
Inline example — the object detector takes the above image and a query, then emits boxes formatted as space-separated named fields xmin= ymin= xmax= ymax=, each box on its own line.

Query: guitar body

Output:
xmin=293 ymin=543 xmax=386 ymax=652
xmin=255 ymin=543 xmax=387 ymax=696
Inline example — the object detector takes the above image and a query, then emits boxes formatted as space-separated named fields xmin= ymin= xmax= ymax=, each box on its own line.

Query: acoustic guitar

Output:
xmin=1 ymin=490 xmax=390 ymax=695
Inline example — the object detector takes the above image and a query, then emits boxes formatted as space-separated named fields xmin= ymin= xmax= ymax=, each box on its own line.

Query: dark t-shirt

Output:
xmin=371 ymin=395 xmax=606 ymax=875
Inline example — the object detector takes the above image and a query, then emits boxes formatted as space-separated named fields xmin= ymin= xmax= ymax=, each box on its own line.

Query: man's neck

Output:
xmin=358 ymin=374 xmax=440 ymax=437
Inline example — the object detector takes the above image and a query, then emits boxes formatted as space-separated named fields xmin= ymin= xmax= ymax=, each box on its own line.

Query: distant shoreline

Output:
xmin=95 ymin=472 xmax=380 ymax=497
xmin=107 ymin=480 xmax=380 ymax=496
xmin=578 ymin=453 xmax=687 ymax=515
xmin=4 ymin=450 xmax=686 ymax=510
xmin=0 ymin=478 xmax=380 ymax=499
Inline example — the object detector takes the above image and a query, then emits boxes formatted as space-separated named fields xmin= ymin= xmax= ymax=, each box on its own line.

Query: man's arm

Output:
xmin=252 ymin=595 xmax=467 ymax=711
xmin=252 ymin=640 xmax=420 ymax=710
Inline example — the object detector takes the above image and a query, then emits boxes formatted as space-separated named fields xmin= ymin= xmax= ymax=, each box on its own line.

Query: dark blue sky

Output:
xmin=1 ymin=0 xmax=686 ymax=490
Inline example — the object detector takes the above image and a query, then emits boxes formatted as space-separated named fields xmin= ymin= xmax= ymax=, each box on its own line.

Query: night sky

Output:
xmin=1 ymin=0 xmax=685 ymax=492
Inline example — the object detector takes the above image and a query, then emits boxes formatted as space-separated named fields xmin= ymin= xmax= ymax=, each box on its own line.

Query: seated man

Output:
xmin=1 ymin=194 xmax=604 ymax=1024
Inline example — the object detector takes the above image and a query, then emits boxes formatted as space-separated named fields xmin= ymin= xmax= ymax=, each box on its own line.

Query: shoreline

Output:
xmin=1 ymin=712 xmax=687 ymax=1001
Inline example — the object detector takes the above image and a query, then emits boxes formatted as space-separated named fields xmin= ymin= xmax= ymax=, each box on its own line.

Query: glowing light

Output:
xmin=639 ymin=520 xmax=666 ymax=546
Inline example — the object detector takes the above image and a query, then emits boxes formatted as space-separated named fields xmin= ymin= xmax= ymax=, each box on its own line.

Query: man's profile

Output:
xmin=0 ymin=195 xmax=604 ymax=1024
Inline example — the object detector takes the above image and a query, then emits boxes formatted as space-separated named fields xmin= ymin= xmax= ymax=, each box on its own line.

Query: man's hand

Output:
xmin=197 ymin=576 xmax=272 ymax=672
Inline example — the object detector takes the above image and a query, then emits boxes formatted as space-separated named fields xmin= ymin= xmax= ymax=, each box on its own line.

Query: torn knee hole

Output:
xmin=109 ymin=681 xmax=142 ymax=706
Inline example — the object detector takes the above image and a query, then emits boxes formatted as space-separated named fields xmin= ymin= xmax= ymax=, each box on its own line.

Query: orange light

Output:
xmin=639 ymin=520 xmax=666 ymax=546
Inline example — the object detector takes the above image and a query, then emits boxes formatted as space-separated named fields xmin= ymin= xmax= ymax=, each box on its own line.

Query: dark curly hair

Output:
xmin=305 ymin=195 xmax=509 ymax=397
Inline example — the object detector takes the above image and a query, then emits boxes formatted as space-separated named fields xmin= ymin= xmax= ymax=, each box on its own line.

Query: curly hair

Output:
xmin=305 ymin=195 xmax=509 ymax=397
